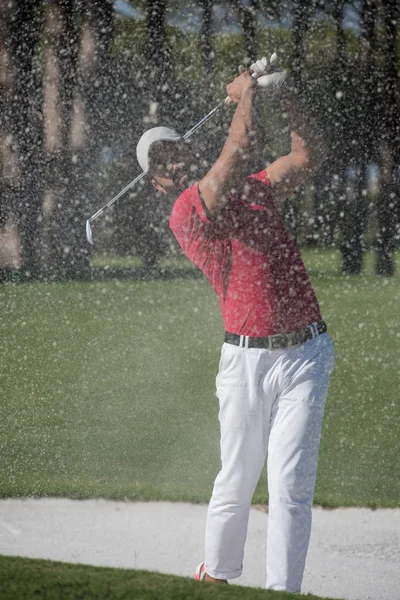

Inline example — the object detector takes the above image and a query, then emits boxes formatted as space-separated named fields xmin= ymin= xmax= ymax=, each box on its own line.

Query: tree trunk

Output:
xmin=42 ymin=0 xmax=80 ymax=277
xmin=313 ymin=166 xmax=340 ymax=248
xmin=291 ymin=0 xmax=313 ymax=90
xmin=376 ymin=142 xmax=397 ymax=275
xmin=234 ymin=0 xmax=258 ymax=63
xmin=65 ymin=0 xmax=114 ymax=275
xmin=331 ymin=0 xmax=366 ymax=274
xmin=43 ymin=0 xmax=113 ymax=278
xmin=199 ymin=0 xmax=214 ymax=100
xmin=339 ymin=163 xmax=368 ymax=274
xmin=146 ymin=0 xmax=169 ymax=106
xmin=139 ymin=0 xmax=170 ymax=267
xmin=375 ymin=0 xmax=399 ymax=276
xmin=284 ymin=0 xmax=313 ymax=242
xmin=359 ymin=0 xmax=378 ymax=163
xmin=0 ymin=4 xmax=16 ymax=233
xmin=3 ymin=0 xmax=44 ymax=275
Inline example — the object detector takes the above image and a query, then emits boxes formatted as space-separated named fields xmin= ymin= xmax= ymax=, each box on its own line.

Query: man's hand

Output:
xmin=226 ymin=71 xmax=256 ymax=105
xmin=250 ymin=55 xmax=289 ymax=97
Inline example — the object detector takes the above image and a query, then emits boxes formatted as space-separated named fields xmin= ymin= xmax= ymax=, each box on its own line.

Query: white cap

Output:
xmin=136 ymin=126 xmax=182 ymax=173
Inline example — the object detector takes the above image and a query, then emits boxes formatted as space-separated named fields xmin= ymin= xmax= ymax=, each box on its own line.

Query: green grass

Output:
xmin=0 ymin=556 xmax=342 ymax=600
xmin=0 ymin=249 xmax=399 ymax=507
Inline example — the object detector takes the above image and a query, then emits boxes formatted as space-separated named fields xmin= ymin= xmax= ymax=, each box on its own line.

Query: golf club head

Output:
xmin=86 ymin=219 xmax=94 ymax=245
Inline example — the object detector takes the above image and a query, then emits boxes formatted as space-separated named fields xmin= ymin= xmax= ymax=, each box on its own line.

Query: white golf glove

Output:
xmin=250 ymin=53 xmax=290 ymax=97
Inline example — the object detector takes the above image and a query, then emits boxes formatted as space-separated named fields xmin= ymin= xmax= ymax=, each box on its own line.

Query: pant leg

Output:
xmin=205 ymin=344 xmax=279 ymax=580
xmin=266 ymin=334 xmax=335 ymax=592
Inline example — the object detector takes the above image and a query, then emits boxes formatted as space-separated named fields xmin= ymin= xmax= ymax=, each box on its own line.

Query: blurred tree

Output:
xmin=0 ymin=4 xmax=17 ymax=232
xmin=233 ymin=0 xmax=258 ymax=62
xmin=1 ymin=0 xmax=398 ymax=276
xmin=42 ymin=0 xmax=81 ymax=275
xmin=199 ymin=0 xmax=214 ymax=101
xmin=281 ymin=0 xmax=314 ymax=244
xmin=375 ymin=0 xmax=399 ymax=275
xmin=291 ymin=0 xmax=313 ymax=89
xmin=1 ymin=0 xmax=44 ymax=273
xmin=311 ymin=0 xmax=398 ymax=275
xmin=146 ymin=0 xmax=170 ymax=103
xmin=336 ymin=0 xmax=369 ymax=275
xmin=122 ymin=0 xmax=172 ymax=266
xmin=42 ymin=0 xmax=113 ymax=278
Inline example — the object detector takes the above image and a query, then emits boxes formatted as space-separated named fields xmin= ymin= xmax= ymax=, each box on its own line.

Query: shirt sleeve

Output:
xmin=191 ymin=184 xmax=215 ymax=223
xmin=249 ymin=169 xmax=271 ymax=187
xmin=178 ymin=174 xmax=271 ymax=227
xmin=191 ymin=173 xmax=272 ymax=222
xmin=169 ymin=185 xmax=208 ymax=254
xmin=170 ymin=175 xmax=276 ymax=248
xmin=170 ymin=174 xmax=284 ymax=256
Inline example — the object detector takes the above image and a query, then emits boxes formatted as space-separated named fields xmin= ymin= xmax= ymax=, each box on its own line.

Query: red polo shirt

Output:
xmin=169 ymin=170 xmax=321 ymax=337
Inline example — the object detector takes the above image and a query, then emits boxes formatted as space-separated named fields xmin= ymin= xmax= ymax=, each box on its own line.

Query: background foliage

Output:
xmin=0 ymin=0 xmax=399 ymax=278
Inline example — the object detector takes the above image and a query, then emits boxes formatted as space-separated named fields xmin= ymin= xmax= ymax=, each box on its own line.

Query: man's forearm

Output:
xmin=226 ymin=87 xmax=255 ymax=157
xmin=265 ymin=96 xmax=327 ymax=201
xmin=199 ymin=87 xmax=255 ymax=214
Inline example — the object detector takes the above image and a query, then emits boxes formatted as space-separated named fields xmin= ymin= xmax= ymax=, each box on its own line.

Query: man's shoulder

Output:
xmin=170 ymin=182 xmax=213 ymax=233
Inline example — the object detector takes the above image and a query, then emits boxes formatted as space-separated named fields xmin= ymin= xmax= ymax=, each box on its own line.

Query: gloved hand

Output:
xmin=250 ymin=53 xmax=291 ymax=97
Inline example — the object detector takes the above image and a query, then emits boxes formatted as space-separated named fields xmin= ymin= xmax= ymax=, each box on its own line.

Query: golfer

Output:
xmin=136 ymin=57 xmax=335 ymax=593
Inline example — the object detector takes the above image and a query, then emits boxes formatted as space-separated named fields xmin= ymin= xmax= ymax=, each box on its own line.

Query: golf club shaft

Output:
xmin=183 ymin=99 xmax=226 ymax=140
xmin=91 ymin=172 xmax=146 ymax=223
xmin=86 ymin=100 xmax=227 ymax=244
xmin=86 ymin=52 xmax=281 ymax=244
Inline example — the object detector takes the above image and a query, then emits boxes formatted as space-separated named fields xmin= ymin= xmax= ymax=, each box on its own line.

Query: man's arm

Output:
xmin=199 ymin=72 xmax=256 ymax=216
xmin=266 ymin=98 xmax=327 ymax=203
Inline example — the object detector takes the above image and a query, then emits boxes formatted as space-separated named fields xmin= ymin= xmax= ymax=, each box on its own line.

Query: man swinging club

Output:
xmin=136 ymin=55 xmax=335 ymax=592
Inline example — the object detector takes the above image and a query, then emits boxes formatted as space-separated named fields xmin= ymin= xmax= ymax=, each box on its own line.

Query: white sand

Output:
xmin=0 ymin=499 xmax=399 ymax=600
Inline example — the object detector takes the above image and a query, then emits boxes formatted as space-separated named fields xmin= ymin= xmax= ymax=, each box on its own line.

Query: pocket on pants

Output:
xmin=217 ymin=382 xmax=261 ymax=431
xmin=281 ymin=334 xmax=336 ymax=404
xmin=216 ymin=344 xmax=253 ymax=389
xmin=216 ymin=346 xmax=264 ymax=430
xmin=217 ymin=344 xmax=236 ymax=382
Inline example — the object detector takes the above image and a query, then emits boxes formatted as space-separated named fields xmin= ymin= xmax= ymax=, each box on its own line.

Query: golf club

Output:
xmin=85 ymin=99 xmax=227 ymax=245
xmin=85 ymin=52 xmax=279 ymax=245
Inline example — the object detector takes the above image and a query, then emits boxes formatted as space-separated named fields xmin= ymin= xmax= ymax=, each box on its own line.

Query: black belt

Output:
xmin=224 ymin=320 xmax=327 ymax=350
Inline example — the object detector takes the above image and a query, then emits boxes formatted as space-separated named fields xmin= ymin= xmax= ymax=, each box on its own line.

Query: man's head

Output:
xmin=136 ymin=127 xmax=200 ymax=194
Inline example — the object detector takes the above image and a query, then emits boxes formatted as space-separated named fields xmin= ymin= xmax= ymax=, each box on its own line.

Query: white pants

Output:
xmin=204 ymin=333 xmax=335 ymax=592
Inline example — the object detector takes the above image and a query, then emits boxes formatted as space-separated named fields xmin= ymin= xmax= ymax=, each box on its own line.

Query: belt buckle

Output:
xmin=297 ymin=326 xmax=314 ymax=345
xmin=270 ymin=334 xmax=287 ymax=350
